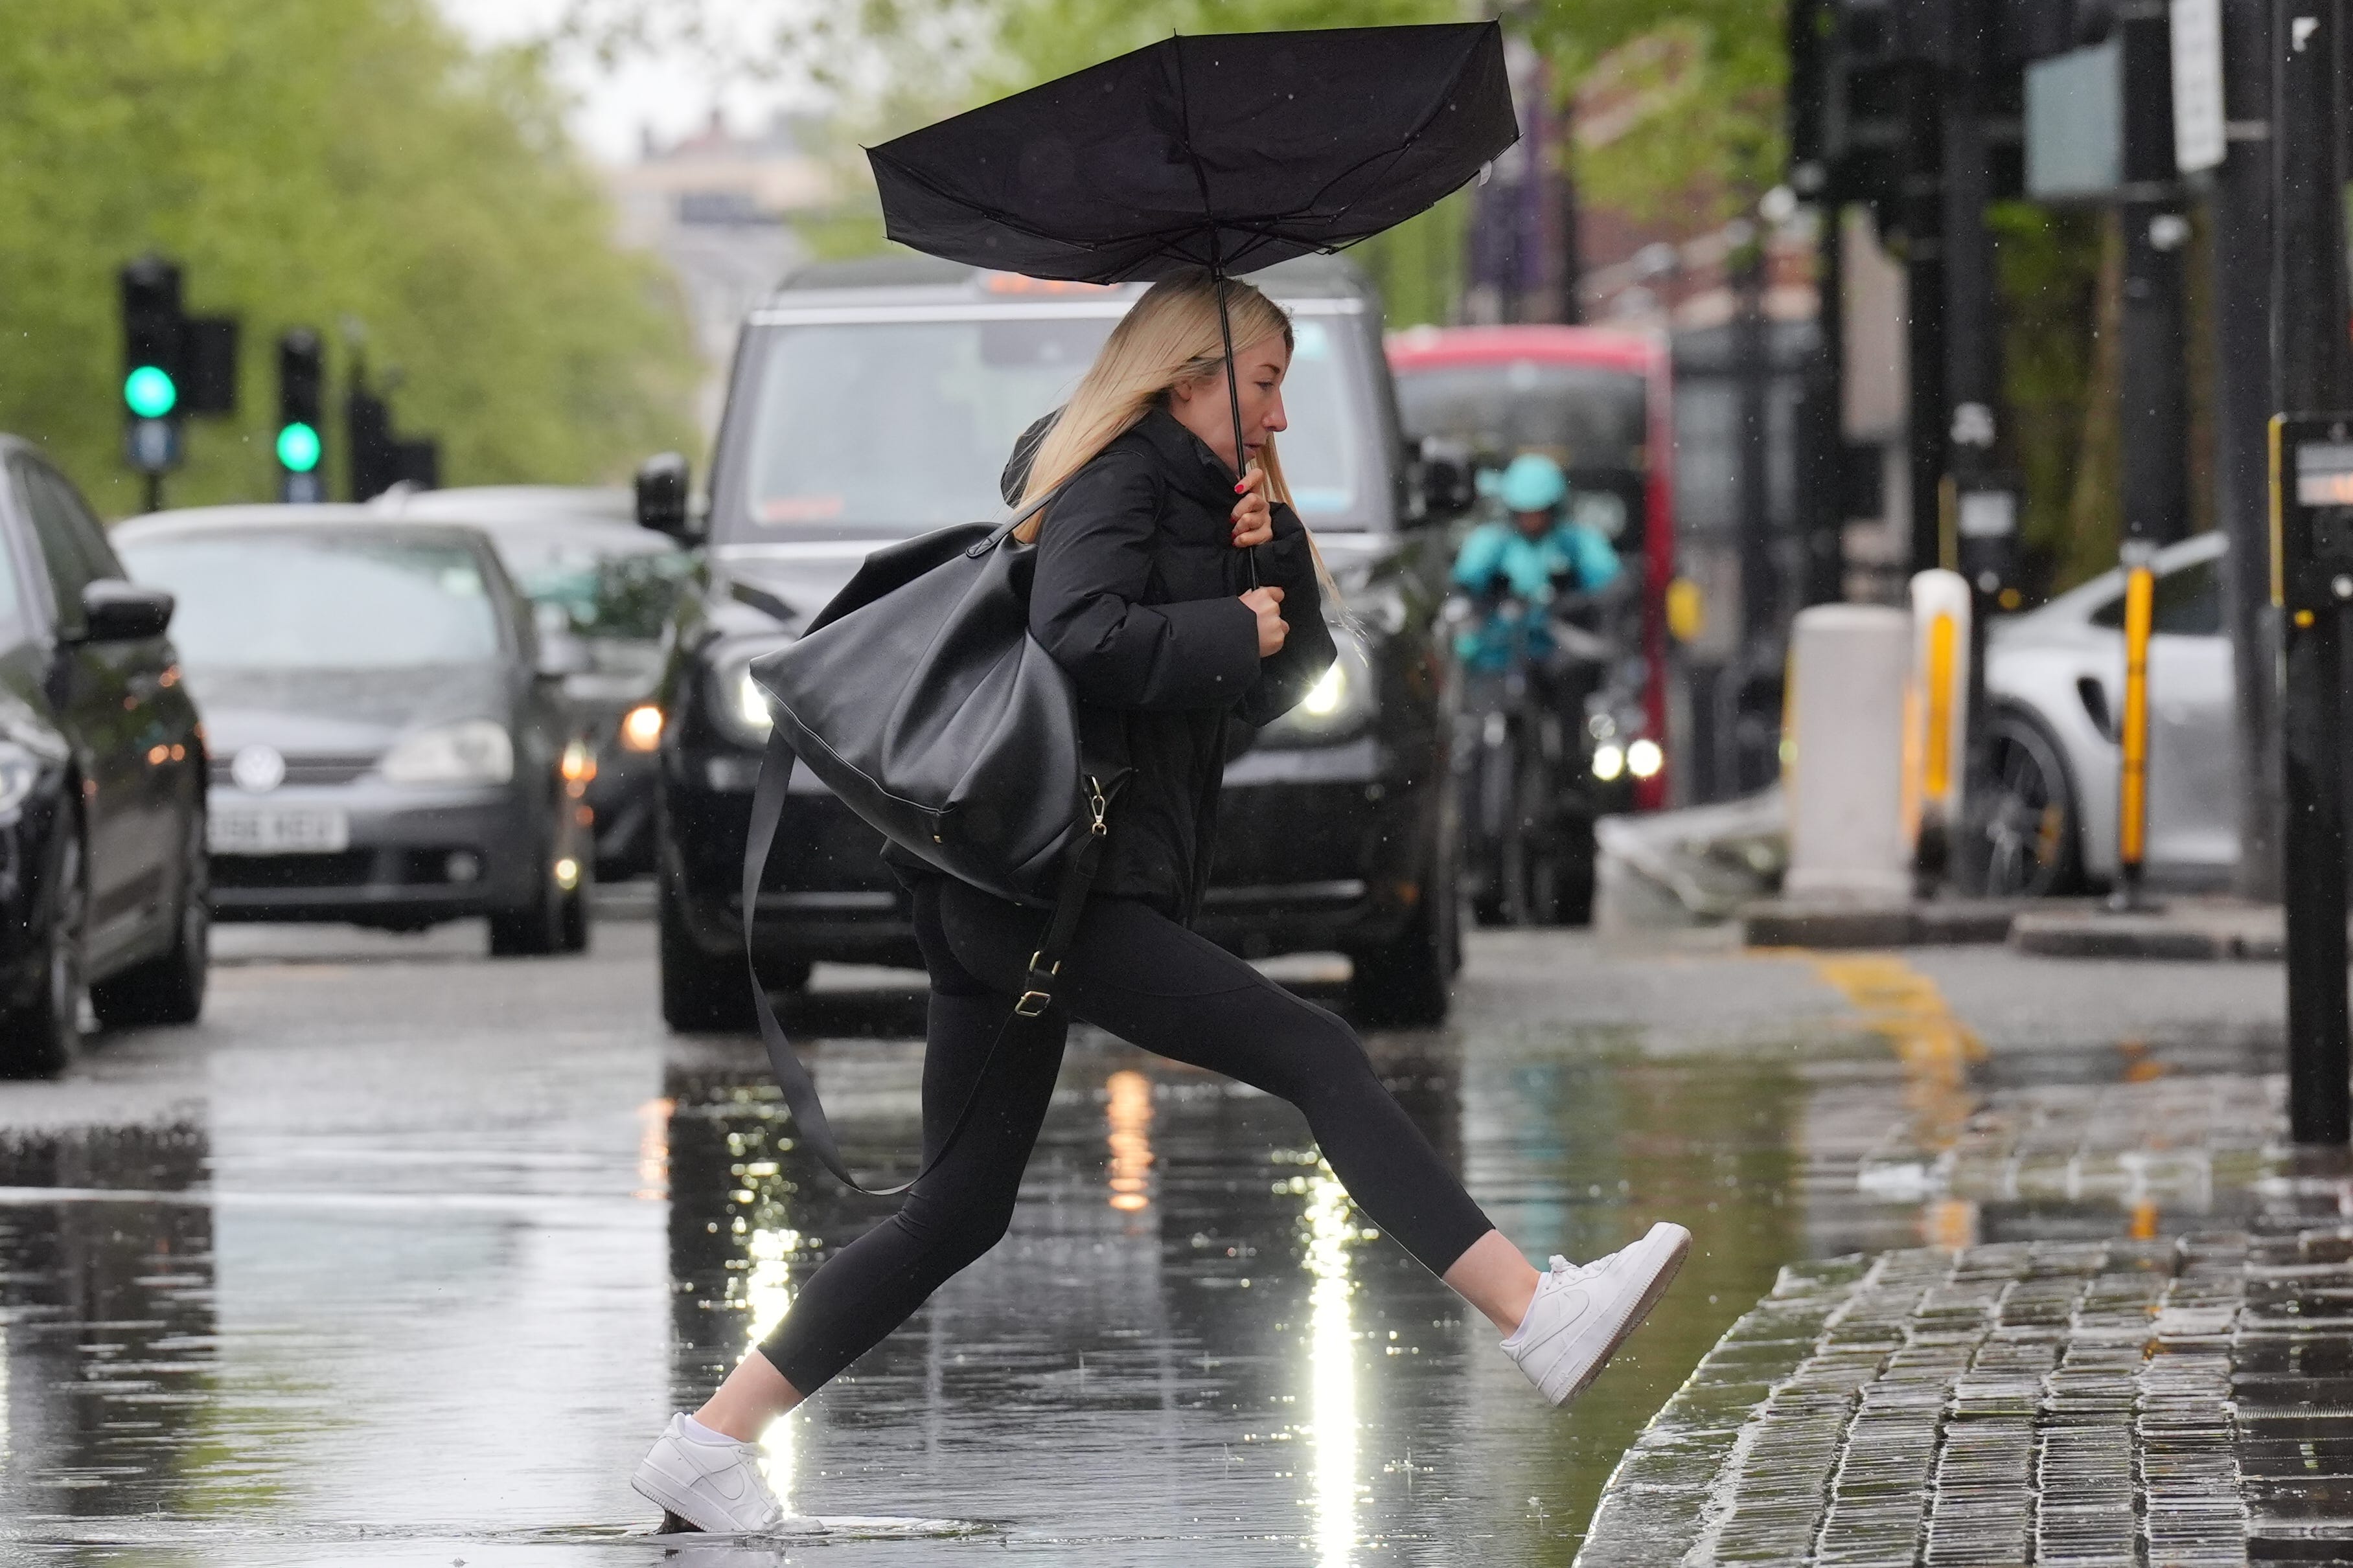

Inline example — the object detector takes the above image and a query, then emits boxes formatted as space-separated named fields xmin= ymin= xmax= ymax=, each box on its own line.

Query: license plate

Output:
xmin=208 ymin=806 xmax=351 ymax=856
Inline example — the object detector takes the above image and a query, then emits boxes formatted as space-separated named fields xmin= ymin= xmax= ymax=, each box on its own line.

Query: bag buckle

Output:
xmin=1087 ymin=775 xmax=1109 ymax=837
xmin=1015 ymin=950 xmax=1059 ymax=1016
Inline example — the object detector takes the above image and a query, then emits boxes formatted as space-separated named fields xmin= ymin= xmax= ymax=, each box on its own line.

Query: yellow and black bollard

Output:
xmin=2109 ymin=545 xmax=2156 ymax=911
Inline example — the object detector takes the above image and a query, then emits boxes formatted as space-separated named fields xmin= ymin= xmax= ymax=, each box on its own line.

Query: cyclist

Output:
xmin=1450 ymin=451 xmax=1622 ymax=671
xmin=1449 ymin=451 xmax=1624 ymax=926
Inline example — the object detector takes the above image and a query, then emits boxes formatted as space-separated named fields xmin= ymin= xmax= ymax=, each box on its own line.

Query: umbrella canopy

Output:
xmin=866 ymin=22 xmax=1519 ymax=284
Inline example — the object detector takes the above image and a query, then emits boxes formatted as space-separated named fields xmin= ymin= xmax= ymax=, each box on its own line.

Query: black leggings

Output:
xmin=759 ymin=878 xmax=1496 ymax=1394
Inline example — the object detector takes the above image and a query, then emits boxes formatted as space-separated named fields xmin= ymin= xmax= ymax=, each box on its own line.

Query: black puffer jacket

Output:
xmin=1016 ymin=407 xmax=1337 ymax=922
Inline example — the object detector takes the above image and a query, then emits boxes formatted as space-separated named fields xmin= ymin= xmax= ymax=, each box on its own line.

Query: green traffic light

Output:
xmin=124 ymin=364 xmax=178 ymax=418
xmin=276 ymin=421 xmax=322 ymax=473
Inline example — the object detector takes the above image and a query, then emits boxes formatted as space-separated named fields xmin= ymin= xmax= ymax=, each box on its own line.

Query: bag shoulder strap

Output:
xmin=740 ymin=725 xmax=1105 ymax=1196
xmin=967 ymin=479 xmax=1069 ymax=558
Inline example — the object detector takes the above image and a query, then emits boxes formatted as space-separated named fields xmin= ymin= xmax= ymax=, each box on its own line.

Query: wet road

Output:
xmin=0 ymin=913 xmax=2291 ymax=1564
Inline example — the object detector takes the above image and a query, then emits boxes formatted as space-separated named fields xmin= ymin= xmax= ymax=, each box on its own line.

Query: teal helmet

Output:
xmin=1495 ymin=452 xmax=1568 ymax=514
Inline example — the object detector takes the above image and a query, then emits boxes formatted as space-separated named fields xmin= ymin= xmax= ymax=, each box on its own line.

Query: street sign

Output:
xmin=2170 ymin=0 xmax=2225 ymax=173
xmin=2026 ymin=17 xmax=2184 ymax=201
xmin=2026 ymin=40 xmax=2124 ymax=198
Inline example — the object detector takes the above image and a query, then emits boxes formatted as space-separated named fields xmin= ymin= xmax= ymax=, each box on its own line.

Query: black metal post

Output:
xmin=2275 ymin=0 xmax=2352 ymax=1144
xmin=2218 ymin=0 xmax=2284 ymax=903
xmin=1803 ymin=203 xmax=1848 ymax=608
xmin=2120 ymin=204 xmax=2192 ymax=549
xmin=1943 ymin=0 xmax=2001 ymax=892
xmin=1735 ymin=236 xmax=1775 ymax=648
xmin=1558 ymin=104 xmax=1585 ymax=326
xmin=143 ymin=473 xmax=161 ymax=515
xmin=1786 ymin=0 xmax=1845 ymax=608
xmin=2107 ymin=201 xmax=2194 ymax=913
xmin=1903 ymin=64 xmax=1950 ymax=578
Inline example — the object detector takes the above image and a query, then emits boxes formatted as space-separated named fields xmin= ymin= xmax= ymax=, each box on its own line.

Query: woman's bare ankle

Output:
xmin=694 ymin=1350 xmax=805 ymax=1440
xmin=1442 ymin=1229 xmax=1543 ymax=1335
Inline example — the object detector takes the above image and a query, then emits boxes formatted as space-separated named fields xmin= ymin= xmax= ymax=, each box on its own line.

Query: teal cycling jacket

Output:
xmin=1451 ymin=520 xmax=1621 ymax=672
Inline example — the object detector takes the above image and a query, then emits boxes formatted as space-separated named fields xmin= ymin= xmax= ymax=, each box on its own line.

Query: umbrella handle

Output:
xmin=1211 ymin=262 xmax=1262 ymax=593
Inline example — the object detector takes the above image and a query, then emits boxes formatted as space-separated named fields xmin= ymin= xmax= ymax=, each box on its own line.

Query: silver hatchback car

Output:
xmin=1979 ymin=530 xmax=2234 ymax=896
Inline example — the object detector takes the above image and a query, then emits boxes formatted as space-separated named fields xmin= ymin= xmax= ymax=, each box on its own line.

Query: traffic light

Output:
xmin=118 ymin=255 xmax=240 ymax=509
xmin=119 ymin=256 xmax=185 ymax=478
xmin=277 ymin=328 xmax=325 ymax=503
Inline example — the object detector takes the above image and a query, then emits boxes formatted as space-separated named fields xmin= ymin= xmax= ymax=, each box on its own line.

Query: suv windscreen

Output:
xmin=722 ymin=311 xmax=1376 ymax=540
xmin=118 ymin=531 xmax=506 ymax=670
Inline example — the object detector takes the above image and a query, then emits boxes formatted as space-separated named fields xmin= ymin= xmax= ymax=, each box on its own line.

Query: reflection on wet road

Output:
xmin=0 ymin=922 xmax=2278 ymax=1563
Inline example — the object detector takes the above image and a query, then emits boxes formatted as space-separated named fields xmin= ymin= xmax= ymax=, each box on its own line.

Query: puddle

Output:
xmin=0 ymin=933 xmax=2309 ymax=1562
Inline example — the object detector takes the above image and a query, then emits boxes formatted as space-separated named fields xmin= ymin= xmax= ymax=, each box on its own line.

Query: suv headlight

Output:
xmin=380 ymin=720 xmax=514 ymax=786
xmin=1262 ymin=636 xmax=1375 ymax=744
xmin=710 ymin=646 xmax=786 ymax=746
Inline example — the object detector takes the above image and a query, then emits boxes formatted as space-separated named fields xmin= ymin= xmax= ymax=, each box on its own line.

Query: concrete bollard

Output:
xmin=1784 ymin=604 xmax=1912 ymax=900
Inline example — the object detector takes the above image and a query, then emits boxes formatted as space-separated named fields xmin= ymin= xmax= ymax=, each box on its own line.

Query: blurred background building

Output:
xmin=606 ymin=111 xmax=831 ymax=431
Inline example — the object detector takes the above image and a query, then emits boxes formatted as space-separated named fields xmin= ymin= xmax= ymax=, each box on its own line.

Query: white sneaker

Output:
xmin=1501 ymin=1221 xmax=1692 ymax=1407
xmin=630 ymin=1413 xmax=825 ymax=1536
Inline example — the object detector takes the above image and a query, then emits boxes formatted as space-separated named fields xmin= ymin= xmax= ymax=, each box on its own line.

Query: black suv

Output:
xmin=638 ymin=256 xmax=1467 ymax=1029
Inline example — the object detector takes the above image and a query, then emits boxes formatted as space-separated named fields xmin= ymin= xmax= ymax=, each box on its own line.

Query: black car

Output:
xmin=637 ymin=256 xmax=1468 ymax=1031
xmin=371 ymin=486 xmax=690 ymax=878
xmin=0 ymin=437 xmax=206 ymax=1072
xmin=113 ymin=508 xmax=593 ymax=956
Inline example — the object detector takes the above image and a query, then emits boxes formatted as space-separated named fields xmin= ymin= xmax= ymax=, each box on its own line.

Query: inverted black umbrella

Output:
xmin=867 ymin=21 xmax=1518 ymax=490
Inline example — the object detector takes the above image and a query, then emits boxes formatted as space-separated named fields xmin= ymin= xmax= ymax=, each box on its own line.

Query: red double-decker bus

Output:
xmin=1386 ymin=324 xmax=1677 ymax=812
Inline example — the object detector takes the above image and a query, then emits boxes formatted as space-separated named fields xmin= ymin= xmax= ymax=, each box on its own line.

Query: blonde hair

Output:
xmin=1016 ymin=273 xmax=1298 ymax=541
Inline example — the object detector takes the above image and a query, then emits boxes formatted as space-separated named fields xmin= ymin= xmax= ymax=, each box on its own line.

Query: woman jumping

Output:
xmin=631 ymin=274 xmax=1691 ymax=1534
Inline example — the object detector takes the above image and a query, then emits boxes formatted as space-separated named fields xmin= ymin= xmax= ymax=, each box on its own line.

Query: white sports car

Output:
xmin=1979 ymin=531 xmax=2235 ymax=896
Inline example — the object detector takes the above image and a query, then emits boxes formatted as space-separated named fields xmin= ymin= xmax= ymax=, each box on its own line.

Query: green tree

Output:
xmin=0 ymin=0 xmax=696 ymax=518
xmin=1528 ymin=1 xmax=1787 ymax=225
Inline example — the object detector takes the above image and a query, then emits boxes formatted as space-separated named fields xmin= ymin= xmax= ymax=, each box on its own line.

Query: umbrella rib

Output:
xmin=871 ymin=150 xmax=1121 ymax=260
xmin=1277 ymin=67 xmax=1508 ymax=240
xmin=1179 ymin=42 xmax=1509 ymax=266
xmin=1169 ymin=35 xmax=1225 ymax=253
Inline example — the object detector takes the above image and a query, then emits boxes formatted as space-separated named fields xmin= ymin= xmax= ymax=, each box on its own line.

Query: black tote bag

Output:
xmin=737 ymin=487 xmax=1116 ymax=1195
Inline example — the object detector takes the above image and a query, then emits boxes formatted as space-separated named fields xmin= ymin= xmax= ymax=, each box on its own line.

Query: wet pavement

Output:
xmin=1575 ymin=948 xmax=2353 ymax=1566
xmin=0 ymin=916 xmax=2310 ymax=1563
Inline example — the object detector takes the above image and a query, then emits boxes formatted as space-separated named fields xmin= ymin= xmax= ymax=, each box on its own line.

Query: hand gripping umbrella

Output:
xmin=867 ymin=21 xmax=1519 ymax=519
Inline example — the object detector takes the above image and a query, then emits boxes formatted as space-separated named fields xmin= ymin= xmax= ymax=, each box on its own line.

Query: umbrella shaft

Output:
xmin=1211 ymin=262 xmax=1261 ymax=591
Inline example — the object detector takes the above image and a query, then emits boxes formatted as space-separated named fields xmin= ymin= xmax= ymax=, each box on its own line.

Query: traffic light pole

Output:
xmin=2217 ymin=0 xmax=2283 ymax=904
xmin=2274 ymin=0 xmax=2352 ymax=1145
